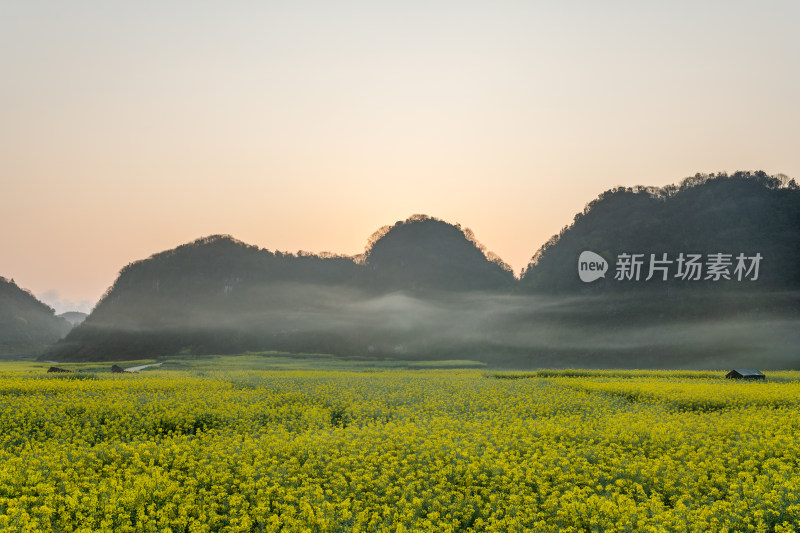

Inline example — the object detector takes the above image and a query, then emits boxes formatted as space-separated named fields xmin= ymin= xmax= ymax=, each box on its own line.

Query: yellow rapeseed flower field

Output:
xmin=1 ymin=368 xmax=799 ymax=532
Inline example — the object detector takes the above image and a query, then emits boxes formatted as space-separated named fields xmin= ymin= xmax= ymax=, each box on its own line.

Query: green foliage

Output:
xmin=363 ymin=214 xmax=515 ymax=291
xmin=47 ymin=217 xmax=518 ymax=362
xmin=0 ymin=277 xmax=71 ymax=358
xmin=521 ymin=171 xmax=800 ymax=292
xmin=34 ymin=172 xmax=800 ymax=366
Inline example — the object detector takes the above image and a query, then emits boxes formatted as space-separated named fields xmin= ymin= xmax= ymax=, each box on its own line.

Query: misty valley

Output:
xmin=2 ymin=171 xmax=799 ymax=369
xmin=6 ymin=2 xmax=800 ymax=529
xmin=1 ymin=171 xmax=800 ymax=532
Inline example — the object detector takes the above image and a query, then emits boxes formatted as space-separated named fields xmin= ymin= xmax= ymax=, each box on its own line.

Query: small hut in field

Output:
xmin=725 ymin=369 xmax=765 ymax=381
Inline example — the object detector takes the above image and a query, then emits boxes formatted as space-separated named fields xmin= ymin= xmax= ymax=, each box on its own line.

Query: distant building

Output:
xmin=726 ymin=369 xmax=765 ymax=381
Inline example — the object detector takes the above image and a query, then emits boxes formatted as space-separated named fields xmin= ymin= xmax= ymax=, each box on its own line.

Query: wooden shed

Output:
xmin=725 ymin=369 xmax=765 ymax=381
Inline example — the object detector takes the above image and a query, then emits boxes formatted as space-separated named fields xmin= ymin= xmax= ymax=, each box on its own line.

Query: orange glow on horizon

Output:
xmin=2 ymin=2 xmax=798 ymax=312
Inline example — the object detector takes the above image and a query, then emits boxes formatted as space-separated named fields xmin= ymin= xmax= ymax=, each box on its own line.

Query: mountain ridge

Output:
xmin=521 ymin=171 xmax=800 ymax=292
xmin=31 ymin=171 xmax=800 ymax=366
xmin=0 ymin=277 xmax=72 ymax=358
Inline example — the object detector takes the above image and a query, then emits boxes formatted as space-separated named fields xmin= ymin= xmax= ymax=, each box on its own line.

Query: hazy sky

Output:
xmin=2 ymin=1 xmax=799 ymax=313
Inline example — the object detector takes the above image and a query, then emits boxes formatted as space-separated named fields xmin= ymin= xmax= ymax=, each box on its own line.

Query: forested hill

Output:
xmin=43 ymin=173 xmax=800 ymax=366
xmin=0 ymin=277 xmax=71 ymax=358
xmin=521 ymin=171 xmax=800 ymax=292
xmin=89 ymin=215 xmax=512 ymax=313
xmin=48 ymin=216 xmax=513 ymax=361
xmin=362 ymin=215 xmax=515 ymax=291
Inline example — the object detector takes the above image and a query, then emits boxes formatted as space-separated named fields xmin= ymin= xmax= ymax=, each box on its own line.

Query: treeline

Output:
xmin=521 ymin=171 xmax=800 ymax=292
xmin=0 ymin=277 xmax=71 ymax=358
xmin=92 ymin=214 xmax=515 ymax=314
xmin=42 ymin=171 xmax=800 ymax=366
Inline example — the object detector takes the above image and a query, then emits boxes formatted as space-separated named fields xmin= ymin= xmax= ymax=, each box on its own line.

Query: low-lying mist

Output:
xmin=56 ymin=282 xmax=800 ymax=369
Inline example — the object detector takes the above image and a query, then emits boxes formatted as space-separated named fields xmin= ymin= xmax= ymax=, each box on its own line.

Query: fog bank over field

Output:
xmin=55 ymin=283 xmax=800 ymax=369
xmin=44 ymin=172 xmax=800 ymax=367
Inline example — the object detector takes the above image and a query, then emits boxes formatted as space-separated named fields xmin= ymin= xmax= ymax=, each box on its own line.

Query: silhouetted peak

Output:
xmin=58 ymin=311 xmax=88 ymax=326
xmin=190 ymin=234 xmax=249 ymax=247
xmin=0 ymin=276 xmax=70 ymax=357
xmin=365 ymin=215 xmax=507 ymax=262
xmin=366 ymin=215 xmax=467 ymax=251
xmin=521 ymin=170 xmax=800 ymax=291
xmin=0 ymin=276 xmax=56 ymax=315
xmin=153 ymin=234 xmax=255 ymax=258
xmin=363 ymin=215 xmax=514 ymax=291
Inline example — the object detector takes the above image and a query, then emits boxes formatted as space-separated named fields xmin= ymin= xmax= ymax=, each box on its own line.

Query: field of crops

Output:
xmin=2 ymin=362 xmax=800 ymax=532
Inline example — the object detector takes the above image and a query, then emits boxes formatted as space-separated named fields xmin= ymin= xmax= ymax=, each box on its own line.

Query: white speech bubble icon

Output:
xmin=578 ymin=251 xmax=608 ymax=282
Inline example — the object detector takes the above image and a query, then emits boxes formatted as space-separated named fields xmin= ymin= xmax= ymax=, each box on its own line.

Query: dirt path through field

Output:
xmin=125 ymin=363 xmax=163 ymax=372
